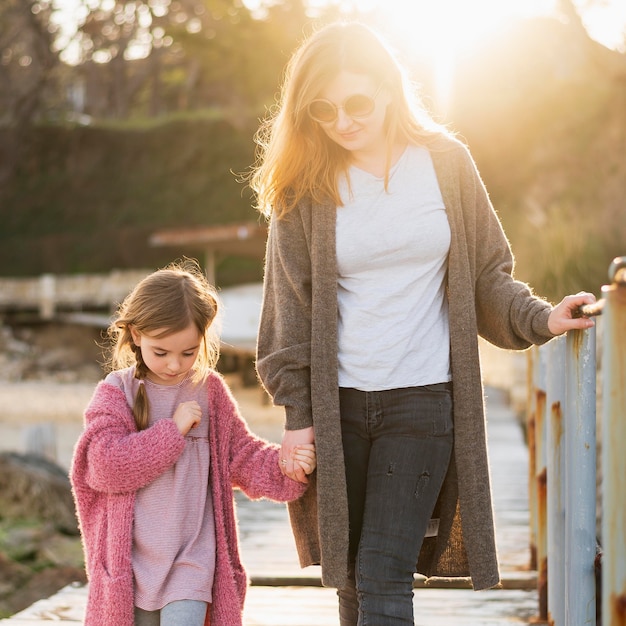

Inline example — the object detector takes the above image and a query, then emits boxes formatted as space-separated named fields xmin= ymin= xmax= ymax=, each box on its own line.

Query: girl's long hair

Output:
xmin=248 ymin=21 xmax=451 ymax=219
xmin=105 ymin=259 xmax=220 ymax=430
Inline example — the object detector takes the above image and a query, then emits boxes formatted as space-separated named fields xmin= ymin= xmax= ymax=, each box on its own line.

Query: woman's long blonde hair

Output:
xmin=248 ymin=21 xmax=450 ymax=219
xmin=105 ymin=259 xmax=220 ymax=430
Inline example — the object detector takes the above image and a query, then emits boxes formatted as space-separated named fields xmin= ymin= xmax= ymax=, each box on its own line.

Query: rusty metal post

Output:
xmin=600 ymin=257 xmax=626 ymax=626
xmin=527 ymin=346 xmax=539 ymax=572
xmin=564 ymin=324 xmax=597 ymax=625
xmin=535 ymin=345 xmax=549 ymax=621
xmin=547 ymin=336 xmax=566 ymax=625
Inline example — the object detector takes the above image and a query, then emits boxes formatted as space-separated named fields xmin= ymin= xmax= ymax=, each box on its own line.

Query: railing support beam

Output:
xmin=547 ymin=336 xmax=566 ymax=626
xmin=565 ymin=326 xmax=597 ymax=625
xmin=601 ymin=258 xmax=626 ymax=626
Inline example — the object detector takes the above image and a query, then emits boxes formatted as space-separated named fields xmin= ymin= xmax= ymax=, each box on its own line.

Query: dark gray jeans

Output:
xmin=337 ymin=384 xmax=454 ymax=626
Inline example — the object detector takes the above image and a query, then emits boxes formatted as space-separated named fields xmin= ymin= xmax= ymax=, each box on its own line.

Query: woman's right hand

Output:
xmin=280 ymin=427 xmax=315 ymax=483
xmin=173 ymin=400 xmax=202 ymax=436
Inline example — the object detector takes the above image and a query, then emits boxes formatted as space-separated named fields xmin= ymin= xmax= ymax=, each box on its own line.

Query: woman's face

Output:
xmin=312 ymin=71 xmax=389 ymax=158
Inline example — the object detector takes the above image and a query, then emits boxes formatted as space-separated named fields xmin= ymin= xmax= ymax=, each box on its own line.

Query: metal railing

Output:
xmin=526 ymin=256 xmax=626 ymax=626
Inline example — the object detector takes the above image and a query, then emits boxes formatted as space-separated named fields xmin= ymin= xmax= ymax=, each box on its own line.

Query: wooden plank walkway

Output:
xmin=1 ymin=386 xmax=541 ymax=625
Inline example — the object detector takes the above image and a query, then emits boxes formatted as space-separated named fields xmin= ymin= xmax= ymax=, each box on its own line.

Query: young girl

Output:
xmin=70 ymin=260 xmax=315 ymax=626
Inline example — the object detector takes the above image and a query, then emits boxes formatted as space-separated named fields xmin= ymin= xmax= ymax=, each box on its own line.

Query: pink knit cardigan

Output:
xmin=70 ymin=371 xmax=306 ymax=626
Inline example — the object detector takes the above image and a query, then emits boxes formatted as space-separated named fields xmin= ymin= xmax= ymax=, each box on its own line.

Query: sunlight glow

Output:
xmin=334 ymin=0 xmax=624 ymax=52
xmin=349 ymin=0 xmax=558 ymax=113
xmin=577 ymin=0 xmax=626 ymax=52
xmin=55 ymin=0 xmax=626 ymax=68
xmin=311 ymin=0 xmax=625 ymax=113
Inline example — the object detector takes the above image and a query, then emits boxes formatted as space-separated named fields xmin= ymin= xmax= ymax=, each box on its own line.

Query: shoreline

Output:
xmin=0 ymin=376 xmax=284 ymax=470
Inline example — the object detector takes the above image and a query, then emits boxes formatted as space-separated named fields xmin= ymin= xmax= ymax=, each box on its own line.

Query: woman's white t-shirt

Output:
xmin=336 ymin=144 xmax=451 ymax=391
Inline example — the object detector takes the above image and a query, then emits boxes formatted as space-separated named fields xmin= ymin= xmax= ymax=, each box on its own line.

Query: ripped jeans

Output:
xmin=337 ymin=384 xmax=454 ymax=626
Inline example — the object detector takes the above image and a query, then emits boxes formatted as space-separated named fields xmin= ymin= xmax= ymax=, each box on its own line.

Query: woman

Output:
xmin=249 ymin=21 xmax=594 ymax=625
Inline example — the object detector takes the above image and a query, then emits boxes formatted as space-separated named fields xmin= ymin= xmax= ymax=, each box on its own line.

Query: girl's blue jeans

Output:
xmin=337 ymin=383 xmax=454 ymax=626
xmin=134 ymin=600 xmax=208 ymax=626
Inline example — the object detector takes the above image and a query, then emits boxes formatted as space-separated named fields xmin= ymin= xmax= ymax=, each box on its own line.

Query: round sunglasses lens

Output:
xmin=308 ymin=100 xmax=336 ymax=123
xmin=345 ymin=94 xmax=375 ymax=117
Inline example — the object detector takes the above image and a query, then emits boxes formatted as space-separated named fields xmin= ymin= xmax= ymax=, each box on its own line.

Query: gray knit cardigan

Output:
xmin=256 ymin=135 xmax=555 ymax=591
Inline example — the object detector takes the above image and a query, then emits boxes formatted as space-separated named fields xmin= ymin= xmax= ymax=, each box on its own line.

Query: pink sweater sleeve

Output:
xmin=209 ymin=375 xmax=307 ymax=502
xmin=78 ymin=382 xmax=186 ymax=494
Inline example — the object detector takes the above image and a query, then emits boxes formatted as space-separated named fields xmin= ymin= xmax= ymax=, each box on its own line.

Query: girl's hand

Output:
xmin=280 ymin=427 xmax=315 ymax=484
xmin=548 ymin=292 xmax=596 ymax=336
xmin=292 ymin=444 xmax=316 ymax=476
xmin=173 ymin=400 xmax=202 ymax=436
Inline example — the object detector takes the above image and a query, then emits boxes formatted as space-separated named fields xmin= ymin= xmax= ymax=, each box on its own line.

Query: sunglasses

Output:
xmin=307 ymin=83 xmax=384 ymax=124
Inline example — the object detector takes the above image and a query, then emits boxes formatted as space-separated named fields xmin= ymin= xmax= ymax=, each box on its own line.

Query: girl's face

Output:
xmin=131 ymin=323 xmax=203 ymax=386
xmin=312 ymin=70 xmax=389 ymax=159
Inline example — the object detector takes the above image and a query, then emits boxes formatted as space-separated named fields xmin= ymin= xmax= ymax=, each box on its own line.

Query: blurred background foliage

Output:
xmin=0 ymin=0 xmax=624 ymax=299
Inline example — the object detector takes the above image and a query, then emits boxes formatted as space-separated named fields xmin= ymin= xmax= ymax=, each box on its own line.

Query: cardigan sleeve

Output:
xmin=78 ymin=382 xmax=186 ymax=494
xmin=256 ymin=209 xmax=315 ymax=430
xmin=209 ymin=375 xmax=307 ymax=502
xmin=455 ymin=143 xmax=554 ymax=348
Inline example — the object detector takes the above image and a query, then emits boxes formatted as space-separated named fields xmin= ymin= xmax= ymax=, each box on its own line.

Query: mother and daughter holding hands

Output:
xmin=71 ymin=19 xmax=595 ymax=626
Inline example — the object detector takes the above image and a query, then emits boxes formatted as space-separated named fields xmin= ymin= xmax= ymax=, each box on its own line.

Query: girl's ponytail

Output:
xmin=132 ymin=344 xmax=150 ymax=431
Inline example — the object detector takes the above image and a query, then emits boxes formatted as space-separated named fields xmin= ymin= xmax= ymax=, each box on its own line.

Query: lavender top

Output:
xmin=105 ymin=367 xmax=216 ymax=610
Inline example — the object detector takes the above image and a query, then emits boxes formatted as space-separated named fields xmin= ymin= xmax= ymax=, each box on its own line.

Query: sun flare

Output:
xmin=331 ymin=0 xmax=558 ymax=113
xmin=323 ymin=0 xmax=626 ymax=114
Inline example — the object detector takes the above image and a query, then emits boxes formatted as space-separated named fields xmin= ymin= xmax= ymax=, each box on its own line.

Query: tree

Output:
xmin=0 ymin=0 xmax=60 ymax=184
xmin=68 ymin=0 xmax=272 ymax=119
xmin=63 ymin=0 xmax=342 ymax=121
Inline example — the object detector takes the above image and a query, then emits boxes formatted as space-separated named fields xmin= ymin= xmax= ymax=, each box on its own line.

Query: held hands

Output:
xmin=292 ymin=444 xmax=317 ymax=475
xmin=279 ymin=427 xmax=315 ymax=484
xmin=548 ymin=292 xmax=597 ymax=336
xmin=173 ymin=400 xmax=202 ymax=436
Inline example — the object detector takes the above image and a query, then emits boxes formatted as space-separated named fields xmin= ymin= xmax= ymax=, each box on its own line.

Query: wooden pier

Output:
xmin=1 ymin=385 xmax=542 ymax=625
